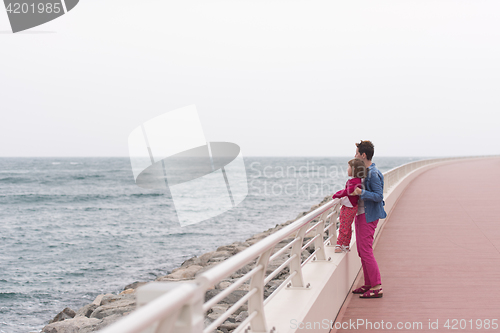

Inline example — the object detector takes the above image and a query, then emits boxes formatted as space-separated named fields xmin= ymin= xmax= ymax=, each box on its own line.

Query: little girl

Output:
xmin=332 ymin=158 xmax=366 ymax=253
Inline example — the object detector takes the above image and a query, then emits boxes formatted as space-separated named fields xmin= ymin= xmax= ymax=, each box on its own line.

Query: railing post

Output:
xmin=136 ymin=282 xmax=203 ymax=333
xmin=325 ymin=205 xmax=339 ymax=247
xmin=248 ymin=248 xmax=273 ymax=333
xmin=313 ymin=211 xmax=328 ymax=260
xmin=289 ymin=226 xmax=306 ymax=287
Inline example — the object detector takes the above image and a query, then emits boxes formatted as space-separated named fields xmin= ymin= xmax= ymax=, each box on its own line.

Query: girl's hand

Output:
xmin=350 ymin=187 xmax=362 ymax=196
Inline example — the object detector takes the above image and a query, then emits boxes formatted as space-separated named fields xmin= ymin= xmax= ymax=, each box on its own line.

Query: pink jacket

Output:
xmin=332 ymin=178 xmax=363 ymax=206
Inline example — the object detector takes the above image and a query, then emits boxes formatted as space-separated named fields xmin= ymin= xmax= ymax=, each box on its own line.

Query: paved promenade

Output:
xmin=333 ymin=157 xmax=500 ymax=332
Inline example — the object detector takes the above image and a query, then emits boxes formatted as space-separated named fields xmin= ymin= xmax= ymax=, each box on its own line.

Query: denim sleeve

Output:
xmin=360 ymin=172 xmax=384 ymax=203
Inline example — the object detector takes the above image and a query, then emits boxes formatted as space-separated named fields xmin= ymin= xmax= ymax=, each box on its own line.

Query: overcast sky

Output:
xmin=1 ymin=0 xmax=499 ymax=157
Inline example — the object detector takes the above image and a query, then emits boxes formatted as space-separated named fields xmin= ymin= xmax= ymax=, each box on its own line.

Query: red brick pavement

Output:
xmin=332 ymin=157 xmax=500 ymax=333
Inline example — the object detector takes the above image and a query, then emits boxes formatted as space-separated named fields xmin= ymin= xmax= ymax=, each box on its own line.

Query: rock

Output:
xmin=296 ymin=211 xmax=307 ymax=219
xmin=100 ymin=293 xmax=134 ymax=306
xmin=236 ymin=283 xmax=250 ymax=291
xmin=205 ymin=289 xmax=220 ymax=302
xmin=124 ymin=281 xmax=147 ymax=290
xmin=229 ymin=262 xmax=255 ymax=279
xmin=205 ymin=289 xmax=247 ymax=305
xmin=193 ymin=263 xmax=218 ymax=278
xmin=156 ymin=264 xmax=204 ymax=281
xmin=48 ymin=307 xmax=76 ymax=324
xmin=181 ymin=250 xmax=231 ymax=268
xmin=181 ymin=256 xmax=202 ymax=267
xmin=209 ymin=251 xmax=231 ymax=260
xmin=198 ymin=252 xmax=217 ymax=265
xmin=245 ymin=238 xmax=261 ymax=246
xmin=90 ymin=298 xmax=136 ymax=320
xmin=277 ymin=237 xmax=295 ymax=246
xmin=266 ymin=253 xmax=288 ymax=275
xmin=119 ymin=288 xmax=135 ymax=295
xmin=220 ymin=322 xmax=240 ymax=331
xmin=204 ymin=317 xmax=215 ymax=328
xmin=42 ymin=316 xmax=100 ymax=333
xmin=207 ymin=304 xmax=229 ymax=321
xmin=90 ymin=314 xmax=123 ymax=331
xmin=235 ymin=311 xmax=248 ymax=322
xmin=264 ymin=279 xmax=285 ymax=299
xmin=75 ymin=303 xmax=98 ymax=318
xmin=216 ymin=244 xmax=248 ymax=255
xmin=209 ymin=304 xmax=229 ymax=315
xmin=92 ymin=294 xmax=107 ymax=306
xmin=216 ymin=280 xmax=232 ymax=289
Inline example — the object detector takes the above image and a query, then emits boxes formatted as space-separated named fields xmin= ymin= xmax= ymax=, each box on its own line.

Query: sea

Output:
xmin=0 ymin=156 xmax=425 ymax=333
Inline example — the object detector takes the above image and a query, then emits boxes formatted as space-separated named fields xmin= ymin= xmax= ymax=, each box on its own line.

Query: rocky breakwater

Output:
xmin=42 ymin=195 xmax=334 ymax=333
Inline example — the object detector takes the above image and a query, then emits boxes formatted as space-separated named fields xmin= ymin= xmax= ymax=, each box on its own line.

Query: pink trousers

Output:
xmin=355 ymin=213 xmax=382 ymax=287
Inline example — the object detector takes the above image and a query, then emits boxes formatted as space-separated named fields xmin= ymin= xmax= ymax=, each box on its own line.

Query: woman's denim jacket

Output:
xmin=360 ymin=163 xmax=387 ymax=223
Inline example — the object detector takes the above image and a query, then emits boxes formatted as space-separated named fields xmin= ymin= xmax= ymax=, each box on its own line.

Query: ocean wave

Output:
xmin=71 ymin=175 xmax=105 ymax=180
xmin=130 ymin=193 xmax=163 ymax=198
xmin=0 ymin=177 xmax=32 ymax=184
xmin=171 ymin=232 xmax=208 ymax=237
xmin=0 ymin=292 xmax=22 ymax=299
xmin=0 ymin=170 xmax=30 ymax=174
xmin=0 ymin=194 xmax=119 ymax=204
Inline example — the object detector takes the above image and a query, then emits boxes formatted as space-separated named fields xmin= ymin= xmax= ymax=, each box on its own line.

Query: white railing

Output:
xmin=100 ymin=196 xmax=343 ymax=333
xmin=98 ymin=155 xmax=492 ymax=333
xmin=382 ymin=156 xmax=491 ymax=194
xmin=383 ymin=156 xmax=459 ymax=194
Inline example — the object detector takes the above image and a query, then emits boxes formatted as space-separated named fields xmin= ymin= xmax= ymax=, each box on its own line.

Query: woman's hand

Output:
xmin=350 ymin=187 xmax=362 ymax=196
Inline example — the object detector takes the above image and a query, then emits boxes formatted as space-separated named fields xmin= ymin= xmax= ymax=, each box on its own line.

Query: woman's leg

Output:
xmin=355 ymin=213 xmax=381 ymax=287
xmin=354 ymin=215 xmax=371 ymax=286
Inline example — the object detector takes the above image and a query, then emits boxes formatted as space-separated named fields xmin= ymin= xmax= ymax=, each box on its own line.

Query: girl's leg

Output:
xmin=341 ymin=206 xmax=357 ymax=247
xmin=337 ymin=206 xmax=350 ymax=247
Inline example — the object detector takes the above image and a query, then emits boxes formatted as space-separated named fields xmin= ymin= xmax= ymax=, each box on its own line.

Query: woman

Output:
xmin=350 ymin=140 xmax=387 ymax=298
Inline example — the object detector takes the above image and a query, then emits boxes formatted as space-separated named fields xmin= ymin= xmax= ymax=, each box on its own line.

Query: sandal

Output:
xmin=352 ymin=285 xmax=371 ymax=294
xmin=335 ymin=245 xmax=350 ymax=253
xmin=359 ymin=288 xmax=383 ymax=298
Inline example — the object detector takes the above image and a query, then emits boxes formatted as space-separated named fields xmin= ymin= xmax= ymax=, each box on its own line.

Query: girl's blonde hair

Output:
xmin=348 ymin=158 xmax=366 ymax=179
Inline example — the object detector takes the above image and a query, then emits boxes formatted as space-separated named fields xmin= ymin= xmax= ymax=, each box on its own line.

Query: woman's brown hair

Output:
xmin=355 ymin=140 xmax=374 ymax=161
xmin=348 ymin=158 xmax=366 ymax=179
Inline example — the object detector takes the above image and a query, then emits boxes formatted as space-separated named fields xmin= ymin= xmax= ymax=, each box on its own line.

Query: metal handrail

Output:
xmin=99 ymin=155 xmax=494 ymax=333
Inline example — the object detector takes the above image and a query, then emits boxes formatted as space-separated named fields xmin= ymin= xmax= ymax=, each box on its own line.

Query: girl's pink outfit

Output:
xmin=332 ymin=178 xmax=362 ymax=248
